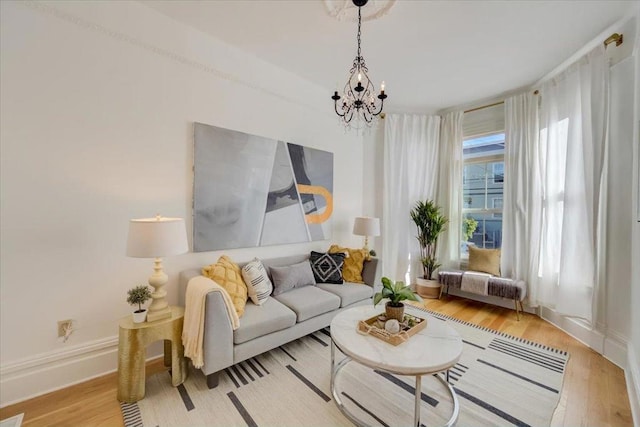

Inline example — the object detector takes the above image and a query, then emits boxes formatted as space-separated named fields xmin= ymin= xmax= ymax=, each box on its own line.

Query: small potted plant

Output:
xmin=410 ymin=200 xmax=448 ymax=298
xmin=373 ymin=277 xmax=422 ymax=322
xmin=127 ymin=285 xmax=152 ymax=323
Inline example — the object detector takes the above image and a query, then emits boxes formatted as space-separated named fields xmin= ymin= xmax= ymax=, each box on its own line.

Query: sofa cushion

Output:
xmin=270 ymin=261 xmax=316 ymax=296
xmin=317 ymin=283 xmax=373 ymax=307
xmin=328 ymin=245 xmax=370 ymax=283
xmin=233 ymin=297 xmax=297 ymax=344
xmin=273 ymin=286 xmax=341 ymax=322
xmin=202 ymin=255 xmax=248 ymax=317
xmin=309 ymin=251 xmax=345 ymax=284
xmin=241 ymin=258 xmax=273 ymax=305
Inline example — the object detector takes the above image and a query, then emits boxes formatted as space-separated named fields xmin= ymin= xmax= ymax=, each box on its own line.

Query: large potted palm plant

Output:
xmin=410 ymin=200 xmax=448 ymax=298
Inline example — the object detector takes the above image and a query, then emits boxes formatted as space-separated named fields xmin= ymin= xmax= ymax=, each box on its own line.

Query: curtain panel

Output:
xmin=382 ymin=114 xmax=441 ymax=283
xmin=436 ymin=111 xmax=464 ymax=270
xmin=536 ymin=45 xmax=609 ymax=324
xmin=502 ymin=92 xmax=542 ymax=306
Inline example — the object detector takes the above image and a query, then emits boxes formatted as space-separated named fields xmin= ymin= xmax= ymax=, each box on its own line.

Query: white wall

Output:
xmin=627 ymin=8 xmax=640 ymax=423
xmin=0 ymin=0 xmax=363 ymax=406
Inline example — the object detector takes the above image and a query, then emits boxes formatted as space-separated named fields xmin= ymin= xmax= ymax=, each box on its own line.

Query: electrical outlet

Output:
xmin=57 ymin=319 xmax=73 ymax=337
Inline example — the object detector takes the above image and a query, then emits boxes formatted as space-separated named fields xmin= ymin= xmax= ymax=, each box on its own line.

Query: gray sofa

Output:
xmin=178 ymin=254 xmax=378 ymax=388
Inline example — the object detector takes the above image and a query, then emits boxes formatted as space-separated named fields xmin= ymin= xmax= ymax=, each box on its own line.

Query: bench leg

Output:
xmin=514 ymin=298 xmax=521 ymax=321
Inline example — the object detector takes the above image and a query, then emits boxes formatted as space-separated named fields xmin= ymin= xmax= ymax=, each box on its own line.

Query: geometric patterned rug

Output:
xmin=122 ymin=306 xmax=569 ymax=427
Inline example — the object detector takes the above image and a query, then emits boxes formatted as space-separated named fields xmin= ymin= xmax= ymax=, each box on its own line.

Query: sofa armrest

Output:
xmin=201 ymin=290 xmax=234 ymax=376
xmin=362 ymin=257 xmax=379 ymax=288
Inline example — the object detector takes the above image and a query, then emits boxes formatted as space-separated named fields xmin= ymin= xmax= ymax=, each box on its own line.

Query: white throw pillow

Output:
xmin=241 ymin=258 xmax=273 ymax=305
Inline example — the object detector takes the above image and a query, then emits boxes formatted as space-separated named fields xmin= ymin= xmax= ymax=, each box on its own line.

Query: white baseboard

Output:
xmin=627 ymin=343 xmax=640 ymax=427
xmin=0 ymin=336 xmax=162 ymax=408
xmin=539 ymin=306 xmax=628 ymax=369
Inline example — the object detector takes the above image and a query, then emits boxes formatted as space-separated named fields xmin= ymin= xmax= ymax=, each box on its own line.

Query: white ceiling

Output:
xmin=143 ymin=0 xmax=635 ymax=113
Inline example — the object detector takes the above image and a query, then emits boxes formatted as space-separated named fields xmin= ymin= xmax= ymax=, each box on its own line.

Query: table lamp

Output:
xmin=353 ymin=216 xmax=380 ymax=252
xmin=126 ymin=215 xmax=189 ymax=322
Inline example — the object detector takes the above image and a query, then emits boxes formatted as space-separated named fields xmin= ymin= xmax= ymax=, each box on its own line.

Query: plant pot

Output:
xmin=132 ymin=309 xmax=147 ymax=324
xmin=416 ymin=279 xmax=441 ymax=299
xmin=415 ymin=277 xmax=430 ymax=286
xmin=385 ymin=302 xmax=405 ymax=322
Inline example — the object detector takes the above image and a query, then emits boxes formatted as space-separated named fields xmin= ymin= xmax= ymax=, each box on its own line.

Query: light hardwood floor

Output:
xmin=0 ymin=295 xmax=634 ymax=426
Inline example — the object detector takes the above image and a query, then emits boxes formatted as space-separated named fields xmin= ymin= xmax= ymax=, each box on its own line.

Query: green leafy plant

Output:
xmin=463 ymin=216 xmax=478 ymax=241
xmin=127 ymin=285 xmax=152 ymax=313
xmin=374 ymin=277 xmax=422 ymax=307
xmin=410 ymin=200 xmax=448 ymax=280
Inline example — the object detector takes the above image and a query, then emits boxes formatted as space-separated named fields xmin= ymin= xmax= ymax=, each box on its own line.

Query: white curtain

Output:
xmin=436 ymin=111 xmax=464 ymax=270
xmin=537 ymin=46 xmax=609 ymax=323
xmin=502 ymin=92 xmax=542 ymax=306
xmin=383 ymin=114 xmax=441 ymax=283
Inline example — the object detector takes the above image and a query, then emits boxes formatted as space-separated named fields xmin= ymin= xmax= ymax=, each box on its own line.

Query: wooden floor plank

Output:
xmin=0 ymin=295 xmax=633 ymax=427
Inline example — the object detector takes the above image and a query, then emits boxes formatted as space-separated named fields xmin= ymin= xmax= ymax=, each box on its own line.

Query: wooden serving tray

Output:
xmin=357 ymin=312 xmax=427 ymax=346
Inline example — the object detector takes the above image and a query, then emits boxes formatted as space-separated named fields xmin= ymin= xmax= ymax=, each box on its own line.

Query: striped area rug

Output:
xmin=121 ymin=307 xmax=569 ymax=427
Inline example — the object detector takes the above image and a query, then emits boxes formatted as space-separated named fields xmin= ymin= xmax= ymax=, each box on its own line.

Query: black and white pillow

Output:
xmin=241 ymin=258 xmax=273 ymax=305
xmin=309 ymin=251 xmax=345 ymax=284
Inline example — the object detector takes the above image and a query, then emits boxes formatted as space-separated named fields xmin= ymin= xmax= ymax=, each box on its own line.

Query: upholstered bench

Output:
xmin=438 ymin=270 xmax=526 ymax=320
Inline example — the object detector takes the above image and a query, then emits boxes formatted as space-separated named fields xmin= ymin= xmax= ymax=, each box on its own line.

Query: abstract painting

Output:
xmin=193 ymin=123 xmax=333 ymax=251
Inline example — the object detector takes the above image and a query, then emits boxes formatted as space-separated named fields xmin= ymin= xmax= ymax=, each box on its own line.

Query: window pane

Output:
xmin=461 ymin=212 xmax=503 ymax=253
xmin=463 ymin=163 xmax=487 ymax=209
xmin=461 ymin=132 xmax=505 ymax=259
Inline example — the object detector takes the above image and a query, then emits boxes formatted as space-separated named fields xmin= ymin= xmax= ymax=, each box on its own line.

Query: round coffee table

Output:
xmin=330 ymin=305 xmax=462 ymax=427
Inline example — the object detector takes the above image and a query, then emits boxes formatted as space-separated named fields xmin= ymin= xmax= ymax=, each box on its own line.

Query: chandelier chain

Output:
xmin=356 ymin=6 xmax=362 ymax=60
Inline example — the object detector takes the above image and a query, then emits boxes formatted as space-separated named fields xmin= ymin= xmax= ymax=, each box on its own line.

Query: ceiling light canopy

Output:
xmin=331 ymin=0 xmax=387 ymax=129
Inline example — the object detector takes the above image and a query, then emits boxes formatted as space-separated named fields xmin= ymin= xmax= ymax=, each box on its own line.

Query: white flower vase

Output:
xmin=132 ymin=309 xmax=147 ymax=323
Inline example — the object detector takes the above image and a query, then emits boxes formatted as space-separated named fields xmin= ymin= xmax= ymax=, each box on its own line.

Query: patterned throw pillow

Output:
xmin=241 ymin=258 xmax=273 ymax=306
xmin=202 ymin=255 xmax=248 ymax=317
xmin=468 ymin=246 xmax=501 ymax=276
xmin=328 ymin=245 xmax=370 ymax=283
xmin=309 ymin=251 xmax=346 ymax=284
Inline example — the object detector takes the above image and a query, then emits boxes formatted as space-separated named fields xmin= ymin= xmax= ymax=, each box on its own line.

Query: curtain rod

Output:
xmin=464 ymin=90 xmax=540 ymax=114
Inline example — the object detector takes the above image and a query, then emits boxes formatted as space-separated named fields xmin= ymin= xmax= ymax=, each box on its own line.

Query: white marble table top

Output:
xmin=330 ymin=305 xmax=463 ymax=375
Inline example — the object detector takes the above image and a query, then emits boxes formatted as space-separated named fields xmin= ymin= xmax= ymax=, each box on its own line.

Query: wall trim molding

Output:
xmin=626 ymin=343 xmax=640 ymax=427
xmin=0 ymin=335 xmax=162 ymax=408
xmin=539 ymin=306 xmax=628 ymax=368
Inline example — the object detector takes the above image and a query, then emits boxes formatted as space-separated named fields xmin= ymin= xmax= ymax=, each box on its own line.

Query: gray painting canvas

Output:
xmin=193 ymin=123 xmax=333 ymax=251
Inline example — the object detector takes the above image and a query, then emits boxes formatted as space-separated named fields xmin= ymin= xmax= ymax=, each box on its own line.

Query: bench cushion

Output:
xmin=274 ymin=286 xmax=341 ymax=322
xmin=233 ymin=297 xmax=296 ymax=344
xmin=317 ymin=283 xmax=373 ymax=307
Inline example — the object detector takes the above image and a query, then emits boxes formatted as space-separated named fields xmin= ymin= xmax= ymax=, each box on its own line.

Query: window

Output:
xmin=461 ymin=132 xmax=505 ymax=257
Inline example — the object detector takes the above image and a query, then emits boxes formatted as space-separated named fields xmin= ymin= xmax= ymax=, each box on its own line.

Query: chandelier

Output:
xmin=331 ymin=0 xmax=387 ymax=127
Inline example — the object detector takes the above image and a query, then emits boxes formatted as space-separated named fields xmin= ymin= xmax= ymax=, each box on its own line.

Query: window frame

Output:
xmin=460 ymin=134 xmax=505 ymax=260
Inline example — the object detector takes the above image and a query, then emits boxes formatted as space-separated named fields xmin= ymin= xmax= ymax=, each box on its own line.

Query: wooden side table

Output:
xmin=117 ymin=306 xmax=188 ymax=402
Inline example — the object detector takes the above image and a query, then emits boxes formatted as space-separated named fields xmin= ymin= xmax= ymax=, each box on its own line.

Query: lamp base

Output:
xmin=146 ymin=306 xmax=171 ymax=322
xmin=146 ymin=257 xmax=172 ymax=322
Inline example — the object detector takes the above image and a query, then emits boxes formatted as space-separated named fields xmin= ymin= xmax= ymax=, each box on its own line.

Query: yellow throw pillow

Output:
xmin=202 ymin=255 xmax=248 ymax=317
xmin=468 ymin=246 xmax=501 ymax=276
xmin=328 ymin=245 xmax=370 ymax=283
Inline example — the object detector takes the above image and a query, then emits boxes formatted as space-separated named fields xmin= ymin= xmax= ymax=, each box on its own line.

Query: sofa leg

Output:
xmin=514 ymin=298 xmax=521 ymax=321
xmin=207 ymin=372 xmax=220 ymax=389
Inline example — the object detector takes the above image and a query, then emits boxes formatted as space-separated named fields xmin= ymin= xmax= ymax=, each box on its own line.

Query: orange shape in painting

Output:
xmin=296 ymin=184 xmax=333 ymax=224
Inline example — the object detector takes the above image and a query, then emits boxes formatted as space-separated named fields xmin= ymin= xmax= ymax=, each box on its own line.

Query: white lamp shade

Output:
xmin=126 ymin=217 xmax=189 ymax=258
xmin=353 ymin=217 xmax=380 ymax=237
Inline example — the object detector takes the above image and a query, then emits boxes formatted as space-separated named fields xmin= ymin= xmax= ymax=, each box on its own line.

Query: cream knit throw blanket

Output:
xmin=182 ymin=276 xmax=240 ymax=369
xmin=461 ymin=271 xmax=492 ymax=296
